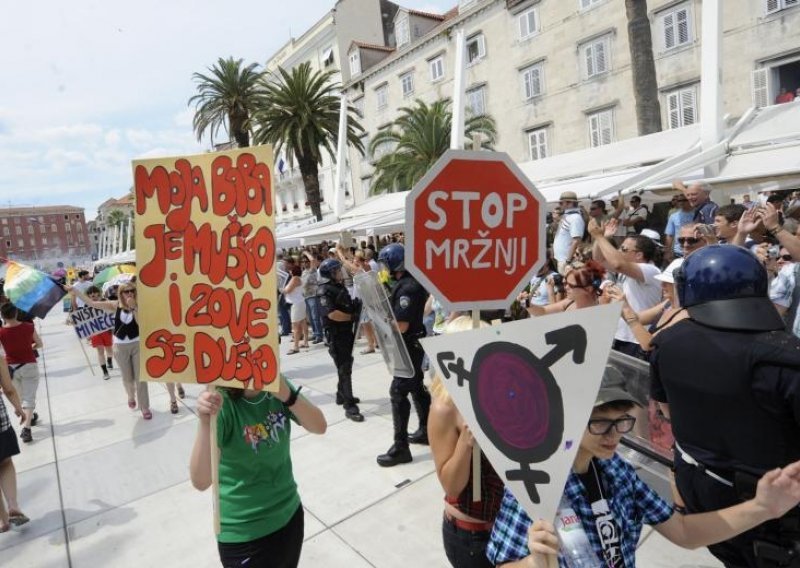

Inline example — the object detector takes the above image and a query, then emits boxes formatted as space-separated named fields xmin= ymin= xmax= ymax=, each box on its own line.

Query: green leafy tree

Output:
xmin=367 ymin=98 xmax=497 ymax=195
xmin=189 ymin=57 xmax=263 ymax=148
xmin=252 ymin=62 xmax=364 ymax=221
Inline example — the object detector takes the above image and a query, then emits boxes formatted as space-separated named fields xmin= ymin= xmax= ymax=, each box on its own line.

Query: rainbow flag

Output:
xmin=1 ymin=259 xmax=66 ymax=319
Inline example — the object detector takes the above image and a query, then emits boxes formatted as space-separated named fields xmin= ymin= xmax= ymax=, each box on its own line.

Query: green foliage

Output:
xmin=189 ymin=57 xmax=263 ymax=147
xmin=367 ymin=98 xmax=497 ymax=195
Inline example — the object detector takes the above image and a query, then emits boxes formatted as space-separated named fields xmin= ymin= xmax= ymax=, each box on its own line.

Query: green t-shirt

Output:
xmin=216 ymin=386 xmax=300 ymax=543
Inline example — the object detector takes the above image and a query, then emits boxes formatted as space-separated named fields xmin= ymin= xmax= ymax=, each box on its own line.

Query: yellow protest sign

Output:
xmin=133 ymin=146 xmax=279 ymax=391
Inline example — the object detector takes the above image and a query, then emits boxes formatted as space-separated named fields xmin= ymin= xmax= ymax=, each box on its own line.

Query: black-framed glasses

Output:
xmin=678 ymin=237 xmax=700 ymax=246
xmin=780 ymin=254 xmax=793 ymax=261
xmin=587 ymin=416 xmax=636 ymax=435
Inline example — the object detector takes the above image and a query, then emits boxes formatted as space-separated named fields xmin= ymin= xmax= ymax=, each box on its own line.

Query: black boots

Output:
xmin=408 ymin=391 xmax=430 ymax=445
xmin=376 ymin=443 xmax=412 ymax=467
xmin=338 ymin=364 xmax=364 ymax=422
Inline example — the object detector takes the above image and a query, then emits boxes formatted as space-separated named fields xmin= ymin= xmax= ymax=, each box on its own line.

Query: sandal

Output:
xmin=170 ymin=401 xmax=178 ymax=414
xmin=9 ymin=511 xmax=29 ymax=527
xmin=141 ymin=409 xmax=153 ymax=420
xmin=128 ymin=399 xmax=136 ymax=410
xmin=286 ymin=349 xmax=300 ymax=355
xmin=360 ymin=348 xmax=376 ymax=354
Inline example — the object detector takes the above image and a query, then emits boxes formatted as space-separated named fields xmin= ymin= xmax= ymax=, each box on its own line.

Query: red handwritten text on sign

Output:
xmin=136 ymin=151 xmax=278 ymax=390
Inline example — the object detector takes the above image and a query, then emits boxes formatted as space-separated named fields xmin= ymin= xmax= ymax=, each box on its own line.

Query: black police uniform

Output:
xmin=387 ymin=272 xmax=431 ymax=448
xmin=318 ymin=280 xmax=361 ymax=418
xmin=651 ymin=321 xmax=800 ymax=567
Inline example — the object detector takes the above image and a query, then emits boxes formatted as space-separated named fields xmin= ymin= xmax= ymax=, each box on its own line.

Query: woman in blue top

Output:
xmin=190 ymin=375 xmax=326 ymax=568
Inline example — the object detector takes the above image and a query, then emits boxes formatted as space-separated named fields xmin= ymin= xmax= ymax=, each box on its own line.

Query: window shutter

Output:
xmin=677 ymin=9 xmax=690 ymax=45
xmin=519 ymin=13 xmax=528 ymax=38
xmin=667 ymin=93 xmax=680 ymax=128
xmin=787 ymin=0 xmax=799 ymax=7
xmin=600 ymin=112 xmax=613 ymax=145
xmin=663 ymin=13 xmax=675 ymax=49
xmin=765 ymin=0 xmax=781 ymax=13
xmin=681 ymin=89 xmax=697 ymax=125
xmin=532 ymin=67 xmax=541 ymax=96
xmin=751 ymin=68 xmax=770 ymax=108
xmin=596 ymin=40 xmax=607 ymax=73
xmin=589 ymin=115 xmax=600 ymax=147
xmin=585 ymin=44 xmax=595 ymax=77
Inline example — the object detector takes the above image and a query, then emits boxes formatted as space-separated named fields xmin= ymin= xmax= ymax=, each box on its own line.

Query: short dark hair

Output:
xmin=1 ymin=302 xmax=19 ymax=320
xmin=716 ymin=204 xmax=746 ymax=223
xmin=86 ymin=286 xmax=101 ymax=296
xmin=78 ymin=270 xmax=89 ymax=278
xmin=630 ymin=235 xmax=657 ymax=262
xmin=591 ymin=200 xmax=607 ymax=213
xmin=594 ymin=400 xmax=636 ymax=413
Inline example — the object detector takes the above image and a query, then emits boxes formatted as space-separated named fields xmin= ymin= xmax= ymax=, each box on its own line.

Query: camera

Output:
xmin=768 ymin=245 xmax=781 ymax=260
xmin=552 ymin=273 xmax=565 ymax=294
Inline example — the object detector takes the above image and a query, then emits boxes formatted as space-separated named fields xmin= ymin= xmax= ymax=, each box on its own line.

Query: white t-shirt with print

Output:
xmin=553 ymin=210 xmax=585 ymax=262
xmin=615 ymin=263 xmax=662 ymax=343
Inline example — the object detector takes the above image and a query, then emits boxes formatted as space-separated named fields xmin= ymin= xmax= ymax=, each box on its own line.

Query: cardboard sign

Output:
xmin=70 ymin=306 xmax=115 ymax=339
xmin=405 ymin=150 xmax=546 ymax=312
xmin=420 ymin=304 xmax=620 ymax=522
xmin=133 ymin=146 xmax=279 ymax=391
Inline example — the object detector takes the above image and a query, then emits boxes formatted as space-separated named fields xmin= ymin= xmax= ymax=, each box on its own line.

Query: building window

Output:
xmin=527 ymin=128 xmax=549 ymax=161
xmin=665 ymin=86 xmax=698 ymax=129
xmin=322 ymin=46 xmax=335 ymax=67
xmin=466 ymin=86 xmax=486 ymax=116
xmin=400 ymin=71 xmax=414 ymax=97
xmin=17 ymin=238 xmax=24 ymax=248
xmin=396 ymin=15 xmax=410 ymax=47
xmin=15 ymin=226 xmax=21 ymax=235
xmin=521 ymin=62 xmax=544 ymax=100
xmin=50 ymin=223 xmax=57 ymax=232
xmin=353 ymin=97 xmax=364 ymax=118
xmin=38 ymin=216 xmax=44 ymax=223
xmin=429 ymin=55 xmax=445 ymax=82
xmin=349 ymin=51 xmax=361 ymax=76
xmin=660 ymin=4 xmax=692 ymax=51
xmin=376 ymin=84 xmax=388 ymax=111
xmin=27 ymin=225 xmax=34 ymax=235
xmin=4 ymin=240 xmax=10 ymax=248
xmin=767 ymin=0 xmax=799 ymax=14
xmin=579 ymin=0 xmax=604 ymax=9
xmin=1 ymin=228 xmax=7 ymax=236
xmin=39 ymin=224 xmax=45 ymax=233
xmin=466 ymin=34 xmax=486 ymax=65
xmin=588 ymin=109 xmax=615 ymax=147
xmin=78 ymin=232 xmax=85 ymax=244
xmin=581 ymin=35 xmax=611 ymax=79
xmin=41 ymin=237 xmax=47 ymax=245
xmin=518 ymin=7 xmax=539 ymax=40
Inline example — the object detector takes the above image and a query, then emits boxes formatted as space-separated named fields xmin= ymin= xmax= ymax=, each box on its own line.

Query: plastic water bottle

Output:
xmin=555 ymin=499 xmax=603 ymax=568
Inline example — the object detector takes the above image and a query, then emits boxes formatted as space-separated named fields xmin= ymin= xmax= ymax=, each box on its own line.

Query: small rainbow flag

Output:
xmin=1 ymin=258 xmax=66 ymax=319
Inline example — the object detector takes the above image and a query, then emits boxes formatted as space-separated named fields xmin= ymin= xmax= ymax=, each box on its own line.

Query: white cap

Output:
xmin=655 ymin=258 xmax=684 ymax=284
xmin=640 ymin=228 xmax=663 ymax=247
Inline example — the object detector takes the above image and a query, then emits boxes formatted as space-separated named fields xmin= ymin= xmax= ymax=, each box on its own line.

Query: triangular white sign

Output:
xmin=420 ymin=303 xmax=621 ymax=522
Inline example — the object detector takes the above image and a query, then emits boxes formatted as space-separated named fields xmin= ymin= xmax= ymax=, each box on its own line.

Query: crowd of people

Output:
xmin=3 ymin=180 xmax=800 ymax=566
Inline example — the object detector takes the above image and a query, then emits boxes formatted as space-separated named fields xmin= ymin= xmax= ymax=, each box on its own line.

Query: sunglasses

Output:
xmin=587 ymin=416 xmax=636 ymax=435
xmin=619 ymin=246 xmax=638 ymax=253
xmin=780 ymin=254 xmax=793 ymax=261
xmin=121 ymin=290 xmax=136 ymax=296
xmin=678 ymin=237 xmax=700 ymax=246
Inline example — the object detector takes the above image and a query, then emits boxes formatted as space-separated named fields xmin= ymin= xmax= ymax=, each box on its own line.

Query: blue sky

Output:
xmin=0 ymin=0 xmax=453 ymax=220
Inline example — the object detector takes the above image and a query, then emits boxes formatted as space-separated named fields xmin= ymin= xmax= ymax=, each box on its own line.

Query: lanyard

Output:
xmin=586 ymin=460 xmax=624 ymax=568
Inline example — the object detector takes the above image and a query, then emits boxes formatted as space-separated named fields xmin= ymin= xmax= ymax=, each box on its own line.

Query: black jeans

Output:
xmin=442 ymin=516 xmax=494 ymax=568
xmin=218 ymin=505 xmax=304 ymax=568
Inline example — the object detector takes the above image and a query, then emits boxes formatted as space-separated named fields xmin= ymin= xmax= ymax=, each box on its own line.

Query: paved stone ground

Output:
xmin=1 ymin=310 xmax=722 ymax=567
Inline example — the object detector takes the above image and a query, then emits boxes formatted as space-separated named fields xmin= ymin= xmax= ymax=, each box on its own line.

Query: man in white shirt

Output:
xmin=589 ymin=218 xmax=662 ymax=360
xmin=552 ymin=191 xmax=585 ymax=274
xmin=71 ymin=271 xmax=94 ymax=308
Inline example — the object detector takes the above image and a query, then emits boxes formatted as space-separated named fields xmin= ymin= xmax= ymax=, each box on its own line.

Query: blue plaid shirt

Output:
xmin=486 ymin=455 xmax=674 ymax=567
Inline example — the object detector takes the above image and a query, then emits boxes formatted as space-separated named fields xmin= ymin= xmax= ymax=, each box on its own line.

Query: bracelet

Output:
xmin=284 ymin=385 xmax=302 ymax=407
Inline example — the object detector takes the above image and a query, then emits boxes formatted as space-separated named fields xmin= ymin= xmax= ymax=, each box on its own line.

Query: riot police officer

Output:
xmin=376 ymin=244 xmax=431 ymax=467
xmin=317 ymin=258 xmax=364 ymax=423
xmin=651 ymin=245 xmax=800 ymax=567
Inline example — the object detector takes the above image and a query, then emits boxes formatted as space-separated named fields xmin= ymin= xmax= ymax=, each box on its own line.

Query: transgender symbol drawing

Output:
xmin=437 ymin=325 xmax=587 ymax=503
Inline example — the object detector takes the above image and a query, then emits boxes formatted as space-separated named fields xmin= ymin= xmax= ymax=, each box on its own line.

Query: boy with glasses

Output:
xmin=487 ymin=368 xmax=800 ymax=567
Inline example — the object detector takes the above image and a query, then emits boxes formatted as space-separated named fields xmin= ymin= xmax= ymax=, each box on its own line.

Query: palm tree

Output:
xmin=251 ymin=62 xmax=365 ymax=221
xmin=106 ymin=209 xmax=127 ymax=230
xmin=625 ymin=0 xmax=662 ymax=134
xmin=367 ymin=98 xmax=497 ymax=195
xmin=189 ymin=57 xmax=263 ymax=148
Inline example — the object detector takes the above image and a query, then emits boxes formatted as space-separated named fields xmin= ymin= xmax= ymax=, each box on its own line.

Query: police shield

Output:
xmin=354 ymin=271 xmax=415 ymax=378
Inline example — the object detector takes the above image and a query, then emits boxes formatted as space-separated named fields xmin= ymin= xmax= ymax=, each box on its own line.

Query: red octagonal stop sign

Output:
xmin=405 ymin=150 xmax=546 ymax=312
